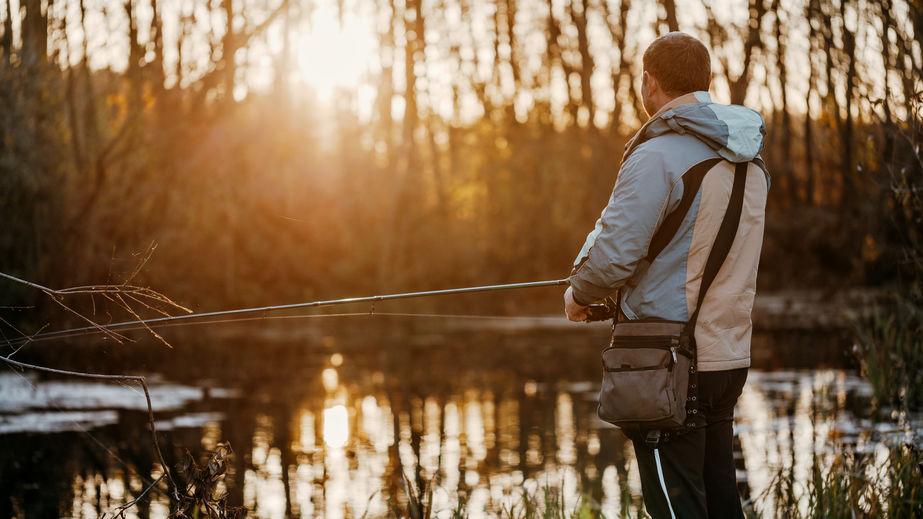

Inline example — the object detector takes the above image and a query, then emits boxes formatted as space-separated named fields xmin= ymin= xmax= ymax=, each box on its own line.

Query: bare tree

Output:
xmin=659 ymin=0 xmax=679 ymax=33
xmin=21 ymin=0 xmax=48 ymax=68
xmin=601 ymin=0 xmax=642 ymax=131
xmin=569 ymin=0 xmax=596 ymax=127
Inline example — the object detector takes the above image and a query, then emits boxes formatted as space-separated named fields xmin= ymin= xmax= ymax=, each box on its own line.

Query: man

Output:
xmin=563 ymin=32 xmax=769 ymax=518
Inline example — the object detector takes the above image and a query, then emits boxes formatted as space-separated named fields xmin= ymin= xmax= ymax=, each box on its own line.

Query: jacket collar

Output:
xmin=649 ymin=91 xmax=709 ymax=119
xmin=622 ymin=91 xmax=711 ymax=161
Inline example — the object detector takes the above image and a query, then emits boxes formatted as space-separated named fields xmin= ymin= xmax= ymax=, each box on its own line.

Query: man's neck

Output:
xmin=647 ymin=92 xmax=709 ymax=120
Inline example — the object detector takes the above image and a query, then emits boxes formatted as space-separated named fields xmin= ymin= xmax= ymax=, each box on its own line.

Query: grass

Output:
xmin=381 ymin=446 xmax=923 ymax=518
xmin=497 ymin=486 xmax=604 ymax=519
xmin=385 ymin=476 xmax=609 ymax=519
xmin=763 ymin=443 xmax=923 ymax=519
xmin=851 ymin=293 xmax=923 ymax=413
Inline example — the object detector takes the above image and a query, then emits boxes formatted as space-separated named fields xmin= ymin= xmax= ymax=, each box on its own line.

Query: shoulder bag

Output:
xmin=596 ymin=160 xmax=749 ymax=446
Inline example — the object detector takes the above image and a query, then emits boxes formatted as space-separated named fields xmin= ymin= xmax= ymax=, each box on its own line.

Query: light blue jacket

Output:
xmin=569 ymin=92 xmax=770 ymax=371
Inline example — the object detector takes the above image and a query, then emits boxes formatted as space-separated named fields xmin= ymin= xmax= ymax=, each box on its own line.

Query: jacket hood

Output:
xmin=629 ymin=92 xmax=766 ymax=163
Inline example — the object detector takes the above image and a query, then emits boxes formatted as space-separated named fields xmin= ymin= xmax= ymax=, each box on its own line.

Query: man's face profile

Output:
xmin=641 ymin=71 xmax=656 ymax=117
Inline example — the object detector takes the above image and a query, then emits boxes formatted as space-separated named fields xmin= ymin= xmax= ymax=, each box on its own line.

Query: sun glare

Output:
xmin=295 ymin=6 xmax=377 ymax=101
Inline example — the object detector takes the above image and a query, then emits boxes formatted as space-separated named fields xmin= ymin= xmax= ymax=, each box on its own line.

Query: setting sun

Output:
xmin=295 ymin=5 xmax=377 ymax=100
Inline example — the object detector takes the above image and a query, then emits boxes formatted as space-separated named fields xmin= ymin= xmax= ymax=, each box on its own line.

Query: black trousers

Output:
xmin=627 ymin=368 xmax=748 ymax=519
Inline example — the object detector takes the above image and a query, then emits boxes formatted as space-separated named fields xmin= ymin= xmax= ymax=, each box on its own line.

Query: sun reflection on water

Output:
xmin=6 ymin=363 xmax=889 ymax=518
xmin=322 ymin=405 xmax=349 ymax=449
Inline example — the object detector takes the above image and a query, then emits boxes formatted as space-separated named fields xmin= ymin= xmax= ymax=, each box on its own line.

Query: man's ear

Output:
xmin=643 ymin=71 xmax=659 ymax=96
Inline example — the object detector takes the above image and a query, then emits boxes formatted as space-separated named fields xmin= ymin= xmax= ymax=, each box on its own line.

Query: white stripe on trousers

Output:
xmin=654 ymin=448 xmax=678 ymax=519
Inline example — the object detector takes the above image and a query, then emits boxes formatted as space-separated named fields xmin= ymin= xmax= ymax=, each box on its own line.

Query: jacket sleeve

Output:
xmin=568 ymin=145 xmax=676 ymax=305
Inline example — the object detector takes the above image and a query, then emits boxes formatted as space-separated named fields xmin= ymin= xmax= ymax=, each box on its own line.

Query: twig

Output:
xmin=0 ymin=271 xmax=53 ymax=292
xmin=124 ymin=241 xmax=157 ymax=285
xmin=1 ymin=320 xmax=49 ymax=359
xmin=0 ymin=269 xmax=192 ymax=349
xmin=112 ymin=292 xmax=173 ymax=348
xmin=0 ymin=272 xmax=191 ymax=313
xmin=0 ymin=262 xmax=189 ymax=517
xmin=122 ymin=292 xmax=175 ymax=318
xmin=45 ymin=291 xmax=130 ymax=344
xmin=104 ymin=473 xmax=167 ymax=519
xmin=0 ymin=355 xmax=178 ymax=500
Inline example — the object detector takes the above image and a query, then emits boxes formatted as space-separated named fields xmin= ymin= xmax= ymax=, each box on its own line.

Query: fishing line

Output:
xmin=0 ymin=279 xmax=577 ymax=515
xmin=5 ymin=311 xmax=576 ymax=350
xmin=3 ymin=278 xmax=570 ymax=347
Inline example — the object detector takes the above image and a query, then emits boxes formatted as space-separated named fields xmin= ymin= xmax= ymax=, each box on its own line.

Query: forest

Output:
xmin=2 ymin=0 xmax=923 ymax=516
xmin=1 ymin=0 xmax=921 ymax=318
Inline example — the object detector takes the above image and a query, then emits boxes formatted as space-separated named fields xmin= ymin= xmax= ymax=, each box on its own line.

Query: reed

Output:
xmin=384 ymin=480 xmax=607 ymax=519
xmin=382 ymin=447 xmax=922 ymax=518
xmin=762 ymin=443 xmax=923 ymax=518
xmin=851 ymin=294 xmax=923 ymax=413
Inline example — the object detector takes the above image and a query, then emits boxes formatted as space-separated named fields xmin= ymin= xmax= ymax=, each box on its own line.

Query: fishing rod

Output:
xmin=6 ymin=278 xmax=573 ymax=346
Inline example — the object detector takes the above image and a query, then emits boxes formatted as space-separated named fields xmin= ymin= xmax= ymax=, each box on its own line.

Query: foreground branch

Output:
xmin=0 ymin=355 xmax=179 ymax=505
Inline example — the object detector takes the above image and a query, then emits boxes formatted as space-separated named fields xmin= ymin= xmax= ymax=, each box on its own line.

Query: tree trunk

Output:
xmin=602 ymin=0 xmax=641 ymax=130
xmin=546 ymin=0 xmax=580 ymax=124
xmin=570 ymin=0 xmax=595 ymax=127
xmin=176 ymin=5 xmax=191 ymax=89
xmin=2 ymin=0 xmax=13 ymax=67
xmin=149 ymin=0 xmax=166 ymax=91
xmin=771 ymin=0 xmax=795 ymax=205
xmin=22 ymin=0 xmax=49 ymax=68
xmin=125 ymin=0 xmax=143 ymax=104
xmin=839 ymin=0 xmax=857 ymax=208
xmin=505 ymin=0 xmax=521 ymax=86
xmin=729 ymin=0 xmax=765 ymax=105
xmin=222 ymin=0 xmax=236 ymax=100
xmin=878 ymin=0 xmax=895 ymax=166
xmin=660 ymin=0 xmax=679 ymax=33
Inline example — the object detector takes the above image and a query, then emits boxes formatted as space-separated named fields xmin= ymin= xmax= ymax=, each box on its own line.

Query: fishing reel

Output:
xmin=585 ymin=297 xmax=618 ymax=322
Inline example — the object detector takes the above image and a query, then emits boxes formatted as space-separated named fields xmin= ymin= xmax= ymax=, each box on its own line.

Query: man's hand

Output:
xmin=564 ymin=286 xmax=589 ymax=322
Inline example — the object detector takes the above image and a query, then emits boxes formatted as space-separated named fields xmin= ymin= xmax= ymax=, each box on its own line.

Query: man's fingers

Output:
xmin=563 ymin=286 xmax=589 ymax=322
xmin=565 ymin=307 xmax=588 ymax=322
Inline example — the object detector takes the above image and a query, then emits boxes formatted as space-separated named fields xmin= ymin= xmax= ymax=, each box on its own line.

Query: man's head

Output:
xmin=641 ymin=32 xmax=711 ymax=116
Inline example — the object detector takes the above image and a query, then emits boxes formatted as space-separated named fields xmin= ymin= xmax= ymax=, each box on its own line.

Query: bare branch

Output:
xmin=45 ymin=290 xmax=131 ymax=344
xmin=1 ymin=319 xmax=49 ymax=358
xmin=0 ymin=355 xmax=178 ymax=499
xmin=112 ymin=292 xmax=174 ymax=349
xmin=104 ymin=473 xmax=167 ymax=519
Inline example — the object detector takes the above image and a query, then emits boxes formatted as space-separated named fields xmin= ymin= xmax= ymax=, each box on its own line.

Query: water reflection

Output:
xmin=323 ymin=405 xmax=349 ymax=448
xmin=0 ymin=326 xmax=879 ymax=517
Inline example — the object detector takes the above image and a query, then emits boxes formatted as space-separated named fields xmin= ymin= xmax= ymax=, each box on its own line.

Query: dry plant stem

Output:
xmin=1 ymin=319 xmax=49 ymax=358
xmin=0 ymin=270 xmax=191 ymax=349
xmin=0 ymin=272 xmax=191 ymax=312
xmin=125 ymin=241 xmax=157 ymax=284
xmin=0 ymin=355 xmax=178 ymax=500
xmin=122 ymin=293 xmax=176 ymax=318
xmin=0 ymin=271 xmax=53 ymax=292
xmin=105 ymin=473 xmax=167 ymax=519
xmin=47 ymin=291 xmax=130 ymax=343
xmin=110 ymin=291 xmax=173 ymax=348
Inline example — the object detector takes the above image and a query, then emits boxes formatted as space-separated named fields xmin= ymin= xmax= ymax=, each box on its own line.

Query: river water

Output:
xmin=0 ymin=317 xmax=888 ymax=517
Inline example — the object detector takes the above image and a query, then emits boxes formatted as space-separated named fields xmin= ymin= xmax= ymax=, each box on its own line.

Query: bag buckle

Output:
xmin=644 ymin=429 xmax=661 ymax=448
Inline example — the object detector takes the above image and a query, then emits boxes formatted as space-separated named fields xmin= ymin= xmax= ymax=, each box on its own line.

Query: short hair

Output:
xmin=642 ymin=32 xmax=711 ymax=96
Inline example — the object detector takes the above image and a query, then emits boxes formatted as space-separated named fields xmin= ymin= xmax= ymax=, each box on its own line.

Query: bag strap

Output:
xmin=646 ymin=157 xmax=724 ymax=263
xmin=613 ymin=160 xmax=750 ymax=324
xmin=647 ymin=162 xmax=749 ymax=447
xmin=685 ymin=161 xmax=749 ymax=334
